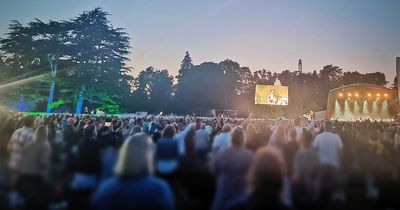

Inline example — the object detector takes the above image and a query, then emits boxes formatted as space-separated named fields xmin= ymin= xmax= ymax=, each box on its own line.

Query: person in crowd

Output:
xmin=245 ymin=123 xmax=264 ymax=152
xmin=283 ymin=128 xmax=299 ymax=176
xmin=313 ymin=121 xmax=343 ymax=169
xmin=226 ymin=147 xmax=290 ymax=210
xmin=195 ymin=123 xmax=211 ymax=156
xmin=212 ymin=123 xmax=232 ymax=155
xmin=8 ymin=115 xmax=36 ymax=185
xmin=130 ymin=125 xmax=143 ymax=136
xmin=63 ymin=118 xmax=76 ymax=151
xmin=115 ymin=120 xmax=129 ymax=139
xmin=152 ymin=131 xmax=162 ymax=144
xmin=69 ymin=124 xmax=101 ymax=210
xmin=269 ymin=126 xmax=287 ymax=150
xmin=17 ymin=125 xmax=52 ymax=210
xmin=292 ymin=130 xmax=319 ymax=209
xmin=97 ymin=126 xmax=121 ymax=181
xmin=177 ymin=127 xmax=215 ymax=210
xmin=174 ymin=123 xmax=196 ymax=155
xmin=46 ymin=116 xmax=57 ymax=145
xmin=156 ymin=125 xmax=179 ymax=176
xmin=177 ymin=118 xmax=186 ymax=132
xmin=91 ymin=133 xmax=175 ymax=210
xmin=313 ymin=121 xmax=343 ymax=204
xmin=211 ymin=126 xmax=253 ymax=210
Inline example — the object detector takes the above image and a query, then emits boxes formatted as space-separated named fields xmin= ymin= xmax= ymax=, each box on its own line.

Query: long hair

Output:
xmin=114 ymin=133 xmax=153 ymax=178
xmin=162 ymin=125 xmax=176 ymax=138
xmin=184 ymin=127 xmax=196 ymax=156
xmin=272 ymin=126 xmax=286 ymax=146
xmin=245 ymin=123 xmax=261 ymax=152
xmin=35 ymin=125 xmax=48 ymax=143
xmin=245 ymin=123 xmax=257 ymax=143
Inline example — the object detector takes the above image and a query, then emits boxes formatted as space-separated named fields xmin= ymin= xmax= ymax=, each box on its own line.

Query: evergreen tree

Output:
xmin=176 ymin=51 xmax=193 ymax=83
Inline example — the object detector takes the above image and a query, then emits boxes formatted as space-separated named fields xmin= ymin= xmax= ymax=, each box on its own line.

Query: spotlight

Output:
xmin=338 ymin=93 xmax=343 ymax=97
xmin=367 ymin=93 xmax=372 ymax=97
xmin=354 ymin=93 xmax=359 ymax=97
xmin=377 ymin=93 xmax=381 ymax=97
xmin=384 ymin=93 xmax=388 ymax=97
xmin=347 ymin=93 xmax=352 ymax=97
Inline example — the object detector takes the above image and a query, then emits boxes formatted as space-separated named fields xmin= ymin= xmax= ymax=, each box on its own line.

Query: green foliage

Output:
xmin=95 ymin=93 xmax=120 ymax=114
xmin=49 ymin=99 xmax=65 ymax=109
xmin=0 ymin=8 xmax=133 ymax=112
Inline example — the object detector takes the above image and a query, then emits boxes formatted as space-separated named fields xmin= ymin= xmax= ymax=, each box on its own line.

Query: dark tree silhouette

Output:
xmin=133 ymin=67 xmax=173 ymax=113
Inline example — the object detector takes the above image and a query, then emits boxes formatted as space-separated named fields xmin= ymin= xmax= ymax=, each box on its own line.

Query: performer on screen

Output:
xmin=267 ymin=90 xmax=277 ymax=104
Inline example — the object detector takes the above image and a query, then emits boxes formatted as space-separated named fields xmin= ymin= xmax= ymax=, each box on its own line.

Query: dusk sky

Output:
xmin=1 ymin=0 xmax=399 ymax=80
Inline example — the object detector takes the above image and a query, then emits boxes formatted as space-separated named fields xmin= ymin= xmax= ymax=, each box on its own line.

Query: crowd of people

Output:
xmin=0 ymin=111 xmax=400 ymax=210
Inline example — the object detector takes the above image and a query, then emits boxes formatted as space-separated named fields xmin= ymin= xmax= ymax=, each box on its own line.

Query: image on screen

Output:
xmin=255 ymin=84 xmax=289 ymax=105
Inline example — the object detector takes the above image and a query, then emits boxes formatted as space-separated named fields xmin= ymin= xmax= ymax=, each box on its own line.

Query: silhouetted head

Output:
xmin=231 ymin=126 xmax=245 ymax=147
xmin=23 ymin=115 xmax=36 ymax=128
xmin=35 ymin=125 xmax=48 ymax=143
xmin=162 ymin=125 xmax=176 ymax=138
xmin=130 ymin=125 xmax=143 ymax=135
xmin=83 ymin=124 xmax=97 ymax=139
xmin=248 ymin=147 xmax=285 ymax=193
xmin=299 ymin=130 xmax=313 ymax=148
xmin=184 ymin=127 xmax=196 ymax=156
xmin=222 ymin=123 xmax=231 ymax=133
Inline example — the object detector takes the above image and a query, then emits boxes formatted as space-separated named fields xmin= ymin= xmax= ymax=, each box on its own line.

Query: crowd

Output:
xmin=0 ymin=111 xmax=400 ymax=210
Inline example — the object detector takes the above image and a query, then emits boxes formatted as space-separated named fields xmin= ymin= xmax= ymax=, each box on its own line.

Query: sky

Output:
xmin=0 ymin=0 xmax=399 ymax=81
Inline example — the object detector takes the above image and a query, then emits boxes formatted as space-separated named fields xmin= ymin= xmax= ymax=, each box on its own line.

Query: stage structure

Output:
xmin=326 ymin=84 xmax=395 ymax=121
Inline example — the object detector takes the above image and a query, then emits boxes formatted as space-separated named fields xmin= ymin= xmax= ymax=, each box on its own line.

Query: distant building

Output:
xmin=298 ymin=59 xmax=302 ymax=73
xmin=295 ymin=59 xmax=302 ymax=75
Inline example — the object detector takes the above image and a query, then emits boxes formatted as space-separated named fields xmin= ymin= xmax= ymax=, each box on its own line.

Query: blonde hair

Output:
xmin=35 ymin=125 xmax=48 ymax=143
xmin=114 ymin=133 xmax=153 ymax=177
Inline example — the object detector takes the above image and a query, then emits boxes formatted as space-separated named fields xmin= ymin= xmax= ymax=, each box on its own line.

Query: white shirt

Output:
xmin=212 ymin=132 xmax=231 ymax=153
xmin=313 ymin=131 xmax=343 ymax=168
xmin=295 ymin=121 xmax=316 ymax=137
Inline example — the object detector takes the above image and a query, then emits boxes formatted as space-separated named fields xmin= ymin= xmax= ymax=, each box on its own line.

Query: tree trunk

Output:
xmin=75 ymin=85 xmax=84 ymax=114
xmin=46 ymin=80 xmax=55 ymax=113
xmin=46 ymin=54 xmax=58 ymax=113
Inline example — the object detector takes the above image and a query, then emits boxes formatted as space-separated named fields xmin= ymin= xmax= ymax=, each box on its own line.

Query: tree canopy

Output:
xmin=0 ymin=9 xmax=392 ymax=116
xmin=0 ymin=7 xmax=132 ymax=113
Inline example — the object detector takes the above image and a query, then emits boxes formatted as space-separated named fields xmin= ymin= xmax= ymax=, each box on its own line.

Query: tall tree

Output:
xmin=133 ymin=67 xmax=173 ymax=112
xmin=28 ymin=19 xmax=73 ymax=112
xmin=67 ymin=8 xmax=132 ymax=114
xmin=176 ymin=51 xmax=193 ymax=83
